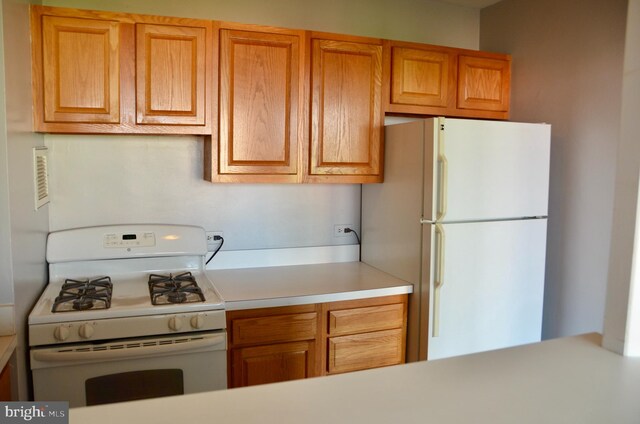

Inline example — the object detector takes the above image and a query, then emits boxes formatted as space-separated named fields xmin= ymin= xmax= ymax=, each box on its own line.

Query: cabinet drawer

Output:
xmin=231 ymin=312 xmax=317 ymax=346
xmin=327 ymin=328 xmax=404 ymax=374
xmin=328 ymin=303 xmax=404 ymax=336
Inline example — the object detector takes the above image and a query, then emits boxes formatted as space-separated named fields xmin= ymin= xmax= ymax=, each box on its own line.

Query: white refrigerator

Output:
xmin=362 ymin=117 xmax=550 ymax=361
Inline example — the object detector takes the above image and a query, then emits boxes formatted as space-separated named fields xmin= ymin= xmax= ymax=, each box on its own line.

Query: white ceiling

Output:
xmin=435 ymin=0 xmax=503 ymax=8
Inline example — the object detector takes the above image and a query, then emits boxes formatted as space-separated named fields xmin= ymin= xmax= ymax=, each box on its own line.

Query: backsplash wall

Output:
xmin=46 ymin=135 xmax=361 ymax=251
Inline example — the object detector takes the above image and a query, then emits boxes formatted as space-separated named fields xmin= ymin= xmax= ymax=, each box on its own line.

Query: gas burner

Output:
xmin=148 ymin=272 xmax=205 ymax=305
xmin=52 ymin=277 xmax=113 ymax=313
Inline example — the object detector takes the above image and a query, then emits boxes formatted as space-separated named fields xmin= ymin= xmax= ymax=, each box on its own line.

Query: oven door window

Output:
xmin=85 ymin=369 xmax=184 ymax=406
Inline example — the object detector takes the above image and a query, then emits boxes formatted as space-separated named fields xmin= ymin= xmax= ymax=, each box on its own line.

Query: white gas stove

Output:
xmin=28 ymin=224 xmax=227 ymax=407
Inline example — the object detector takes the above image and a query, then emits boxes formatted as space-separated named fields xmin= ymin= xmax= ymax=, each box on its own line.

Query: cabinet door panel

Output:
xmin=327 ymin=329 xmax=403 ymax=374
xmin=219 ymin=29 xmax=301 ymax=176
xmin=328 ymin=303 xmax=405 ymax=336
xmin=391 ymin=46 xmax=454 ymax=108
xmin=231 ymin=312 xmax=317 ymax=346
xmin=136 ymin=24 xmax=206 ymax=125
xmin=457 ymin=55 xmax=510 ymax=112
xmin=310 ymin=39 xmax=382 ymax=178
xmin=42 ymin=15 xmax=120 ymax=123
xmin=232 ymin=341 xmax=315 ymax=387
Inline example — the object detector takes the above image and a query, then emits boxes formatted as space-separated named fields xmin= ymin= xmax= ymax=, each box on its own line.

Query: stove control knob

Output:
xmin=168 ymin=316 xmax=183 ymax=331
xmin=190 ymin=314 xmax=205 ymax=329
xmin=79 ymin=323 xmax=94 ymax=339
xmin=53 ymin=325 xmax=70 ymax=342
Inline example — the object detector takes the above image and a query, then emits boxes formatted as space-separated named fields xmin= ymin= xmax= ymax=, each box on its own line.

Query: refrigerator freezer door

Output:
xmin=426 ymin=219 xmax=546 ymax=360
xmin=426 ymin=118 xmax=550 ymax=222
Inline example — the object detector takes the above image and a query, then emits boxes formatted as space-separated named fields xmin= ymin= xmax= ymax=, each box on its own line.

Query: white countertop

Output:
xmin=207 ymin=261 xmax=413 ymax=310
xmin=70 ymin=333 xmax=640 ymax=423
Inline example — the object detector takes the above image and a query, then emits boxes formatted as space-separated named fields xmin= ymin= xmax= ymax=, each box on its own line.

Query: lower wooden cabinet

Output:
xmin=226 ymin=295 xmax=407 ymax=388
xmin=232 ymin=341 xmax=316 ymax=387
xmin=0 ymin=363 xmax=11 ymax=401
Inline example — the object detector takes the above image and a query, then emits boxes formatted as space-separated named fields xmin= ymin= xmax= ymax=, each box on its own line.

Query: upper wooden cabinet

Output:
xmin=136 ymin=24 xmax=207 ymax=126
xmin=205 ymin=24 xmax=304 ymax=183
xmin=31 ymin=6 xmax=213 ymax=134
xmin=389 ymin=45 xmax=455 ymax=109
xmin=457 ymin=54 xmax=510 ymax=113
xmin=39 ymin=15 xmax=120 ymax=124
xmin=306 ymin=33 xmax=384 ymax=183
xmin=385 ymin=40 xmax=511 ymax=120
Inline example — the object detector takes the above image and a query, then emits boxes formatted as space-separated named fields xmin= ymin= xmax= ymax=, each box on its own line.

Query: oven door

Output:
xmin=30 ymin=331 xmax=226 ymax=407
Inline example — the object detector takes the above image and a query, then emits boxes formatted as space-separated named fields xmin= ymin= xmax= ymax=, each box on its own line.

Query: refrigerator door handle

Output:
xmin=433 ymin=223 xmax=445 ymax=337
xmin=436 ymin=133 xmax=448 ymax=221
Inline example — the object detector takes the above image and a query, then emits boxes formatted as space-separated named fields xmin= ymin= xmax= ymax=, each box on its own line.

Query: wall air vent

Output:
xmin=33 ymin=147 xmax=50 ymax=210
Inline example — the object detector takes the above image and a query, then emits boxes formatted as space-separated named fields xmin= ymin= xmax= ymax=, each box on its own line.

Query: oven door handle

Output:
xmin=32 ymin=334 xmax=226 ymax=364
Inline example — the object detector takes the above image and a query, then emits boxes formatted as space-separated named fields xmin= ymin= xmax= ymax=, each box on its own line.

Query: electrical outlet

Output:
xmin=206 ymin=231 xmax=224 ymax=249
xmin=334 ymin=225 xmax=354 ymax=237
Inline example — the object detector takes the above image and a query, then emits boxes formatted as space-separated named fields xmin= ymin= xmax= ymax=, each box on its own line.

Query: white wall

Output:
xmin=2 ymin=0 xmax=48 ymax=401
xmin=480 ymin=0 xmax=628 ymax=338
xmin=47 ymin=135 xmax=361 ymax=251
xmin=42 ymin=0 xmax=480 ymax=49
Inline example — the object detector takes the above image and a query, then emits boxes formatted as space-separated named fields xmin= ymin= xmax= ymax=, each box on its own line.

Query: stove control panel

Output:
xmin=30 ymin=310 xmax=227 ymax=346
xmin=104 ymin=232 xmax=156 ymax=248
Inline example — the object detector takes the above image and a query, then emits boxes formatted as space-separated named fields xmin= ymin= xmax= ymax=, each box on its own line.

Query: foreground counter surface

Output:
xmin=70 ymin=333 xmax=640 ymax=423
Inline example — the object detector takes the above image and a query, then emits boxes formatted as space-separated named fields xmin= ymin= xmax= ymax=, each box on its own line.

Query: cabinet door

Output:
xmin=309 ymin=37 xmax=383 ymax=182
xmin=216 ymin=28 xmax=302 ymax=181
xmin=457 ymin=55 xmax=511 ymax=112
xmin=40 ymin=15 xmax=120 ymax=124
xmin=390 ymin=46 xmax=455 ymax=108
xmin=231 ymin=341 xmax=316 ymax=387
xmin=0 ymin=364 xmax=11 ymax=401
xmin=136 ymin=23 xmax=207 ymax=126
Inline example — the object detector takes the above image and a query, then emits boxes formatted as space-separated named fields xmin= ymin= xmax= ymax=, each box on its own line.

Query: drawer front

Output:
xmin=328 ymin=303 xmax=405 ymax=336
xmin=231 ymin=312 xmax=317 ymax=346
xmin=327 ymin=328 xmax=404 ymax=374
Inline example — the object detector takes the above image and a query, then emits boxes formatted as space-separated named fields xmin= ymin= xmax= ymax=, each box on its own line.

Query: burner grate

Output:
xmin=52 ymin=276 xmax=113 ymax=313
xmin=148 ymin=272 xmax=205 ymax=305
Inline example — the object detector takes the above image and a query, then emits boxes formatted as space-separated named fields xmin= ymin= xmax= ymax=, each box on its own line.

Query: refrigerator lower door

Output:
xmin=426 ymin=219 xmax=547 ymax=360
